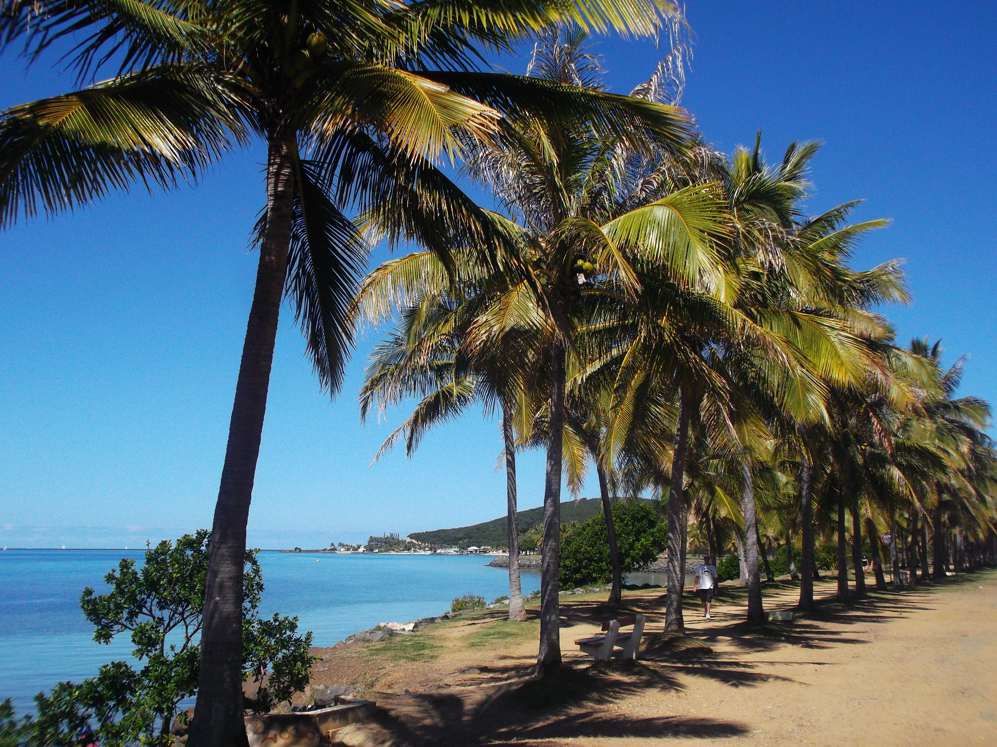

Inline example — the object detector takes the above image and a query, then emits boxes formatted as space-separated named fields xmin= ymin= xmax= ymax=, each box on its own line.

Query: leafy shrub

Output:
xmin=451 ymin=594 xmax=486 ymax=614
xmin=767 ymin=545 xmax=792 ymax=577
xmin=3 ymin=531 xmax=313 ymax=745
xmin=560 ymin=500 xmax=666 ymax=587
xmin=520 ymin=526 xmax=542 ymax=552
xmin=815 ymin=543 xmax=837 ymax=570
xmin=717 ymin=553 xmax=740 ymax=582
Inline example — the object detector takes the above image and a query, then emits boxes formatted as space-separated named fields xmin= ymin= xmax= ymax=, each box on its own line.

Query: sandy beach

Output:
xmin=309 ymin=570 xmax=997 ymax=745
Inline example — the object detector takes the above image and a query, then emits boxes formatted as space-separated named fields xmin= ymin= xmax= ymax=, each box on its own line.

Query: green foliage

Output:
xmin=244 ymin=614 xmax=314 ymax=714
xmin=520 ymin=525 xmax=543 ymax=552
xmin=717 ymin=554 xmax=740 ymax=582
xmin=560 ymin=500 xmax=666 ymax=587
xmin=4 ymin=532 xmax=313 ymax=745
xmin=0 ymin=699 xmax=30 ymax=747
xmin=450 ymin=594 xmax=486 ymax=614
xmin=365 ymin=533 xmax=422 ymax=552
xmin=815 ymin=543 xmax=837 ymax=570
xmin=767 ymin=545 xmax=793 ymax=577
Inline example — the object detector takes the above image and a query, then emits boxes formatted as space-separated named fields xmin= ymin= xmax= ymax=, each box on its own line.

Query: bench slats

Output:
xmin=577 ymin=614 xmax=646 ymax=662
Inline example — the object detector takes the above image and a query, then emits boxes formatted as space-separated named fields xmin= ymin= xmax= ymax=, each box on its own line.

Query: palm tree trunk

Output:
xmin=836 ymin=496 xmax=849 ymax=602
xmin=932 ymin=499 xmax=946 ymax=580
xmin=889 ymin=507 xmax=902 ymax=589
xmin=735 ymin=533 xmax=748 ymax=584
xmin=786 ymin=529 xmax=798 ymax=581
xmin=664 ymin=388 xmax=693 ymax=632
xmin=757 ymin=523 xmax=774 ymax=583
xmin=908 ymin=512 xmax=920 ymax=586
xmin=919 ymin=521 xmax=930 ymax=581
xmin=703 ymin=512 xmax=719 ymax=568
xmin=740 ymin=461 xmax=765 ymax=624
xmin=866 ymin=516 xmax=887 ymax=590
xmin=850 ymin=496 xmax=866 ymax=597
xmin=190 ymin=137 xmax=295 ymax=746
xmin=502 ymin=398 xmax=526 ymax=622
xmin=596 ymin=462 xmax=623 ymax=607
xmin=570 ymin=414 xmax=622 ymax=608
xmin=537 ymin=340 xmax=565 ymax=672
xmin=798 ymin=456 xmax=815 ymax=611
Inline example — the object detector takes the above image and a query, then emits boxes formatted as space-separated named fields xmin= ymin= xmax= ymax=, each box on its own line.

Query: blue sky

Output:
xmin=1 ymin=1 xmax=994 ymax=548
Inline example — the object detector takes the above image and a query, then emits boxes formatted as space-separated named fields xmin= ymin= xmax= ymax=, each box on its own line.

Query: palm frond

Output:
xmin=0 ymin=65 xmax=240 ymax=227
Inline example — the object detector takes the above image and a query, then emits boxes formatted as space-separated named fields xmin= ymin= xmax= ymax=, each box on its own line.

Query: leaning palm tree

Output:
xmin=2 ymin=0 xmax=690 ymax=738
xmin=356 ymin=247 xmax=540 ymax=621
xmin=456 ymin=34 xmax=716 ymax=669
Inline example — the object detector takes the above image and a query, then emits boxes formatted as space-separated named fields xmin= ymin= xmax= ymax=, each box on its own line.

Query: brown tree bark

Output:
xmin=866 ymin=516 xmax=887 ymax=590
xmin=889 ymin=508 xmax=902 ymax=589
xmin=537 ymin=341 xmax=566 ymax=672
xmin=569 ymin=413 xmax=622 ymax=608
xmin=850 ymin=496 xmax=866 ymax=597
xmin=836 ymin=495 xmax=849 ymax=602
xmin=502 ymin=398 xmax=526 ymax=622
xmin=703 ymin=511 xmax=719 ymax=568
xmin=798 ymin=455 xmax=816 ymax=611
xmin=664 ymin=388 xmax=693 ymax=632
xmin=741 ymin=461 xmax=765 ymax=624
xmin=932 ymin=497 xmax=946 ymax=580
xmin=596 ymin=462 xmax=623 ymax=607
xmin=189 ymin=138 xmax=295 ymax=746
xmin=757 ymin=523 xmax=774 ymax=583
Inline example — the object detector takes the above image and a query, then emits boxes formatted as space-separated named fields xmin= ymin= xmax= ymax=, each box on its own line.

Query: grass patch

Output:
xmin=366 ymin=632 xmax=443 ymax=662
xmin=466 ymin=619 xmax=539 ymax=648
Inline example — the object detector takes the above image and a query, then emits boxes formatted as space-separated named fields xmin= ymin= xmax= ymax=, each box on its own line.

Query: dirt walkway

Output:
xmin=317 ymin=570 xmax=997 ymax=745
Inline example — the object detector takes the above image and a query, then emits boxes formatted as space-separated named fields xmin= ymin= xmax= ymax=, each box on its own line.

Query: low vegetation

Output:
xmin=1 ymin=532 xmax=312 ymax=745
xmin=450 ymin=595 xmax=487 ymax=614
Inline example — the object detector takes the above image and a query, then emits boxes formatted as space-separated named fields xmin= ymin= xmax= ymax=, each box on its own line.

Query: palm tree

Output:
xmin=460 ymin=34 xmax=723 ymax=665
xmin=2 ymin=0 xmax=690 ymax=737
xmin=356 ymin=248 xmax=538 ymax=621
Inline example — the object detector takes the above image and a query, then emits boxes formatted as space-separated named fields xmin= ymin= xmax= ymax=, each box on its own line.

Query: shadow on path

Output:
xmin=344 ymin=569 xmax=995 ymax=745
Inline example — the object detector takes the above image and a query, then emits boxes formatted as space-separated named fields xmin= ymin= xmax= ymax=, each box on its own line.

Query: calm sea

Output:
xmin=0 ymin=549 xmax=539 ymax=714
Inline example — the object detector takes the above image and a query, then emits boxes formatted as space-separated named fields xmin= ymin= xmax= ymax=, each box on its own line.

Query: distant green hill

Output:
xmin=410 ymin=498 xmax=617 ymax=549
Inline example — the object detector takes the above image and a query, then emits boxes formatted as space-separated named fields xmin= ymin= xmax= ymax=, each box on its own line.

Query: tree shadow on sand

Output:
xmin=359 ymin=661 xmax=748 ymax=745
xmin=344 ymin=572 xmax=995 ymax=745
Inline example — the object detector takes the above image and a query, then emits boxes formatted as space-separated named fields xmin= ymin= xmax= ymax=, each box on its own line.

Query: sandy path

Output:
xmin=319 ymin=570 xmax=997 ymax=746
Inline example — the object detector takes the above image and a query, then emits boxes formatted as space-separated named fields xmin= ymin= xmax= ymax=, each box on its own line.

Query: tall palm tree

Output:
xmin=356 ymin=247 xmax=538 ymax=621
xmin=460 ymin=34 xmax=722 ymax=665
xmin=2 ymin=0 xmax=689 ymax=737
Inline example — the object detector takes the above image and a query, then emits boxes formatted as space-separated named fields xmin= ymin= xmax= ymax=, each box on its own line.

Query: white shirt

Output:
xmin=694 ymin=563 xmax=717 ymax=590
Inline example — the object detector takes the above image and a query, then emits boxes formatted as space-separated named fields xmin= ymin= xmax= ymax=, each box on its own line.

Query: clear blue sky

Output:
xmin=1 ymin=1 xmax=994 ymax=548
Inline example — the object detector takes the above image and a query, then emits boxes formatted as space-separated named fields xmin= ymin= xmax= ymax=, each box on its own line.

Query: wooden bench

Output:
xmin=575 ymin=614 xmax=646 ymax=661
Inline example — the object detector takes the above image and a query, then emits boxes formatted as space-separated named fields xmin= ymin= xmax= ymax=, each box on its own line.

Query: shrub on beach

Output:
xmin=559 ymin=500 xmax=667 ymax=587
xmin=2 ymin=531 xmax=313 ymax=745
xmin=451 ymin=595 xmax=487 ymax=614
xmin=717 ymin=554 xmax=740 ymax=582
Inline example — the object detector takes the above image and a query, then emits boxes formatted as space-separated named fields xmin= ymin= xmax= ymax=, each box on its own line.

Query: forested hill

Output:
xmin=410 ymin=498 xmax=610 ymax=549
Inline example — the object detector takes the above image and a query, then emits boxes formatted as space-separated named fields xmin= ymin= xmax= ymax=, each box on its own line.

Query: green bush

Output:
xmin=717 ymin=553 xmax=740 ymax=582
xmin=560 ymin=500 xmax=666 ymax=587
xmin=450 ymin=594 xmax=486 ymax=614
xmin=767 ymin=545 xmax=792 ymax=577
xmin=815 ymin=543 xmax=837 ymax=570
xmin=2 ymin=531 xmax=313 ymax=745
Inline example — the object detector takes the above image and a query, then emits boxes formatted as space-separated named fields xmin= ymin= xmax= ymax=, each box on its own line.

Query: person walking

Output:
xmin=693 ymin=555 xmax=718 ymax=620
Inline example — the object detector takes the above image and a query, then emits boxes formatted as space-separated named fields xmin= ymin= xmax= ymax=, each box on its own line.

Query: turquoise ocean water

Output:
xmin=0 ymin=549 xmax=539 ymax=714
